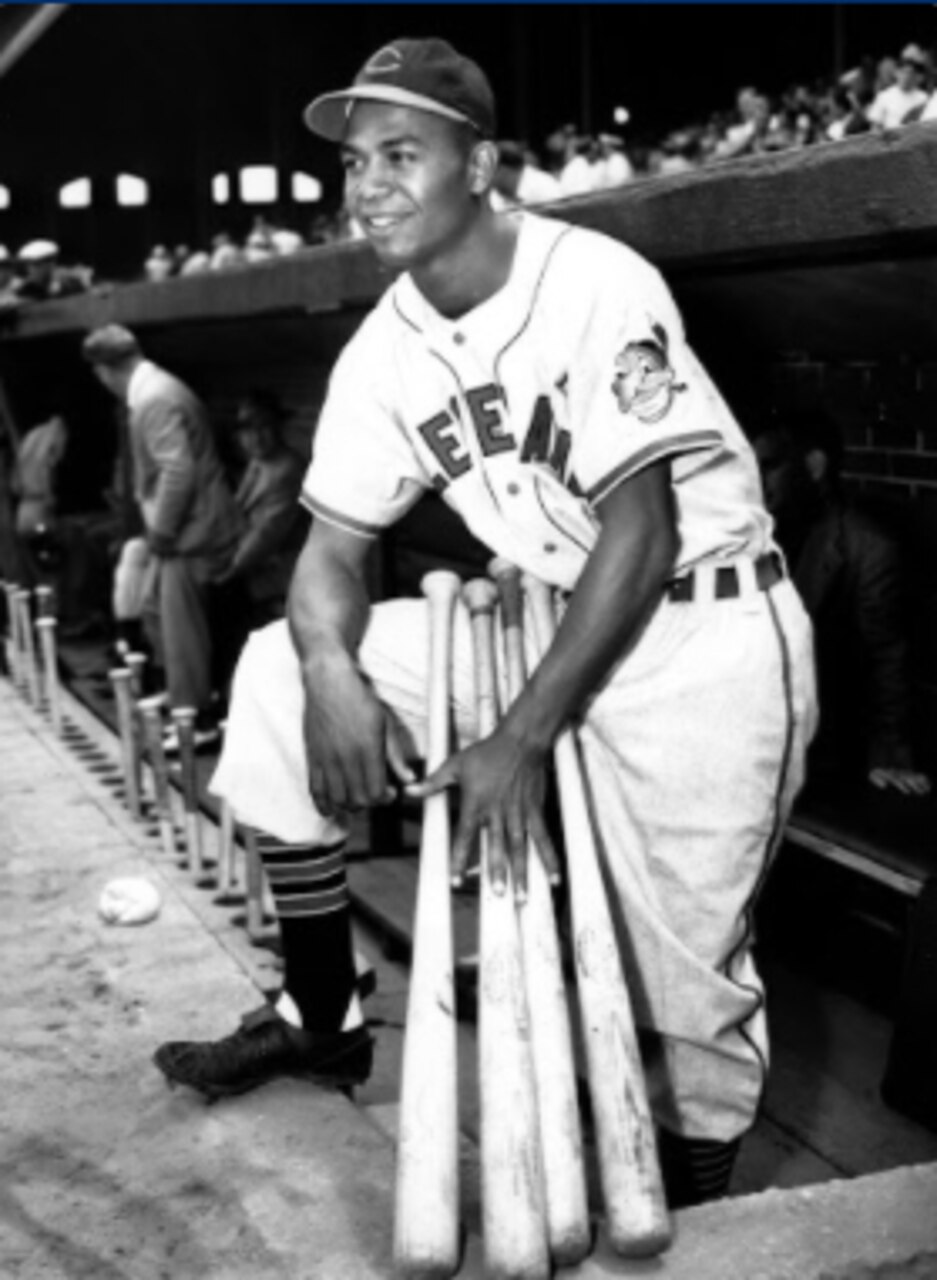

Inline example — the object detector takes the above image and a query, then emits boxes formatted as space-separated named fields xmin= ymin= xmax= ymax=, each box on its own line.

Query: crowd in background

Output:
xmin=2 ymin=36 xmax=935 ymax=298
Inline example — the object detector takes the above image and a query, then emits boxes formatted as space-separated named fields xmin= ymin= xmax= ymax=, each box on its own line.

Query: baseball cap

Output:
xmin=900 ymin=43 xmax=930 ymax=71
xmin=82 ymin=324 xmax=141 ymax=366
xmin=304 ymin=37 xmax=496 ymax=142
xmin=18 ymin=239 xmax=59 ymax=263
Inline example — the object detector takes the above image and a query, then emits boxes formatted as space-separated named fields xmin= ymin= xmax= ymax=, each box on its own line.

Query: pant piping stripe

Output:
xmin=721 ymin=590 xmax=799 ymax=1093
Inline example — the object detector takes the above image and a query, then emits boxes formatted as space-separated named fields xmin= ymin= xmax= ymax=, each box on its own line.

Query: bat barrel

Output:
xmin=465 ymin=577 xmax=551 ymax=1280
xmin=523 ymin=573 xmax=671 ymax=1258
xmin=110 ymin=667 xmax=142 ymax=820
xmin=488 ymin=559 xmax=591 ymax=1267
xmin=393 ymin=569 xmax=462 ymax=1279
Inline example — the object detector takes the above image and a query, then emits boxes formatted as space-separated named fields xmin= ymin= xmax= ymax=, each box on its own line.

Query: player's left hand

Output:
xmin=407 ymin=727 xmax=560 ymax=901
xmin=868 ymin=766 xmax=932 ymax=797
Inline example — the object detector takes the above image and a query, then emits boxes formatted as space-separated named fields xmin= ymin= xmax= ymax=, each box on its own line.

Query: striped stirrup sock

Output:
xmin=657 ymin=1128 xmax=741 ymax=1209
xmin=254 ymin=834 xmax=357 ymax=1034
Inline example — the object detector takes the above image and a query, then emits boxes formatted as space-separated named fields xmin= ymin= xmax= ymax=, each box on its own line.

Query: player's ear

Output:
xmin=467 ymin=140 xmax=499 ymax=196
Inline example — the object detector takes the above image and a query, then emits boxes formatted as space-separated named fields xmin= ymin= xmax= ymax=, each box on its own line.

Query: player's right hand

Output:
xmin=301 ymin=653 xmax=415 ymax=817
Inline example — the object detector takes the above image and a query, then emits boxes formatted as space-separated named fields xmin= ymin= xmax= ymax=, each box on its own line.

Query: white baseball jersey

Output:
xmin=301 ymin=211 xmax=773 ymax=591
xmin=215 ymin=209 xmax=818 ymax=1142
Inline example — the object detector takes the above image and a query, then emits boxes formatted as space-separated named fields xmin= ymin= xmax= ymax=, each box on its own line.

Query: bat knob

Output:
xmin=462 ymin=577 xmax=499 ymax=615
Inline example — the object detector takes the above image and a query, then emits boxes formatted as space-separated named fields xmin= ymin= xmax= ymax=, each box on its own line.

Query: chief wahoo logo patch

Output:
xmin=612 ymin=323 xmax=686 ymax=424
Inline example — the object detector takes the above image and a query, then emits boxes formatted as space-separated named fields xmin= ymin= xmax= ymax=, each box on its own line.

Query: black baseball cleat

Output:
xmin=153 ymin=1005 xmax=374 ymax=1101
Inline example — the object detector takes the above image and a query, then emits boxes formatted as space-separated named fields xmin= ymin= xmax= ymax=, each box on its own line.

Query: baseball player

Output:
xmin=154 ymin=37 xmax=817 ymax=1208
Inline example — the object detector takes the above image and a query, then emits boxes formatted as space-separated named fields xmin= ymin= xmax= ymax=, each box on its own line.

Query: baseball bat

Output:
xmin=523 ymin=574 xmax=671 ymax=1258
xmin=393 ymin=569 xmax=462 ymax=1279
xmin=16 ymin=588 xmax=41 ymax=707
xmin=213 ymin=722 xmax=246 ymax=906
xmin=110 ymin=667 xmax=142 ymax=820
xmin=34 ymin=583 xmax=55 ymax=620
xmin=138 ymin=695 xmax=178 ymax=863
xmin=463 ymin=577 xmax=550 ymax=1280
xmin=35 ymin=616 xmax=62 ymax=735
xmin=2 ymin=581 xmax=21 ymax=688
xmin=170 ymin=706 xmax=210 ymax=882
xmin=488 ymin=558 xmax=591 ymax=1267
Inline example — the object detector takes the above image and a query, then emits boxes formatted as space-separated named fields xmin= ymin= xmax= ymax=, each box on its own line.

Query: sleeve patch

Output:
xmin=611 ymin=322 xmax=686 ymax=425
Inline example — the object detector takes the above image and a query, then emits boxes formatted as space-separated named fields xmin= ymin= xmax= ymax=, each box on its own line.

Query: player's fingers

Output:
xmin=485 ymin=815 xmax=510 ymax=897
xmin=385 ymin=719 xmax=417 ymax=787
xmin=450 ymin=798 xmax=482 ymax=888
xmin=504 ymin=809 xmax=529 ymax=904
xmin=527 ymin=807 xmax=562 ymax=886
xmin=405 ymin=754 xmax=459 ymax=799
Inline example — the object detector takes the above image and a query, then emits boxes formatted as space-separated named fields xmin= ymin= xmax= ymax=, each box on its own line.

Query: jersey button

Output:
xmin=544 ymin=542 xmax=558 ymax=554
xmin=453 ymin=332 xmax=465 ymax=345
xmin=506 ymin=482 xmax=520 ymax=496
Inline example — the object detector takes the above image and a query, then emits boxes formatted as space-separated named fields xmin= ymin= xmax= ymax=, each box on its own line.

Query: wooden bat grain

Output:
xmin=523 ymin=574 xmax=671 ymax=1258
xmin=393 ymin=569 xmax=462 ymax=1279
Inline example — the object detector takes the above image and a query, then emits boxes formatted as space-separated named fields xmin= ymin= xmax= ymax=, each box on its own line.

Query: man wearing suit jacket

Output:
xmin=83 ymin=325 xmax=238 ymax=736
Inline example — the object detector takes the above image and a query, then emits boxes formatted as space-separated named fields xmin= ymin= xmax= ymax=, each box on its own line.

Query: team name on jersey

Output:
xmin=416 ymin=381 xmax=580 ymax=495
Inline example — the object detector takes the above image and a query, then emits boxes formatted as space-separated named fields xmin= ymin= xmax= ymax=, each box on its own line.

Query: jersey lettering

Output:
xmin=520 ymin=395 xmax=553 ymax=464
xmin=418 ymin=382 xmax=572 ymax=491
xmin=418 ymin=410 xmax=471 ymax=480
xmin=521 ymin=398 xmax=572 ymax=482
xmin=465 ymin=384 xmax=514 ymax=456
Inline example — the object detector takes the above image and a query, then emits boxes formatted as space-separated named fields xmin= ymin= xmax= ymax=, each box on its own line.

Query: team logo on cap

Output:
xmin=365 ymin=45 xmax=405 ymax=75
xmin=611 ymin=324 xmax=685 ymax=423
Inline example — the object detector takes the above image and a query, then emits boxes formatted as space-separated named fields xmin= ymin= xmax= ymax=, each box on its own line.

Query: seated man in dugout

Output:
xmin=753 ymin=411 xmax=931 ymax=799
xmin=153 ymin=37 xmax=817 ymax=1209
xmin=211 ymin=389 xmax=308 ymax=697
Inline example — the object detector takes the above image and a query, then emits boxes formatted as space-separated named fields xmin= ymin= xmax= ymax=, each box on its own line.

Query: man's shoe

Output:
xmin=153 ymin=1005 xmax=374 ymax=1101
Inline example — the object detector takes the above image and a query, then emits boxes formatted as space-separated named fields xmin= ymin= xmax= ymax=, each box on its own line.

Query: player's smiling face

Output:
xmin=340 ymin=102 xmax=480 ymax=273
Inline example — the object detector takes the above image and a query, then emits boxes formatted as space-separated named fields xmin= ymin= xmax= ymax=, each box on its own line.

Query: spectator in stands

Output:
xmin=825 ymin=77 xmax=873 ymax=141
xmin=491 ymin=140 xmax=562 ymax=208
xmin=15 ymin=240 xmax=87 ymax=300
xmin=209 ymin=232 xmax=244 ymax=271
xmin=921 ymin=82 xmax=937 ymax=123
xmin=82 ymin=325 xmax=239 ymax=748
xmin=143 ymin=245 xmax=174 ymax=282
xmin=714 ymin=87 xmax=771 ymax=160
xmin=555 ymin=128 xmax=600 ymax=196
xmin=592 ymin=133 xmax=635 ymax=188
xmin=212 ymin=389 xmax=308 ymax=692
xmin=754 ymin=413 xmax=931 ymax=798
xmin=0 ymin=246 xmax=19 ymax=312
xmin=866 ymin=44 xmax=931 ymax=129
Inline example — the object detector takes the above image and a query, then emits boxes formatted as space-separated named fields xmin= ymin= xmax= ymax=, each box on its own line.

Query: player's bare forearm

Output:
xmin=287 ymin=521 xmax=406 ymax=814
xmin=287 ymin=520 xmax=373 ymax=671
xmin=503 ymin=458 xmax=678 ymax=752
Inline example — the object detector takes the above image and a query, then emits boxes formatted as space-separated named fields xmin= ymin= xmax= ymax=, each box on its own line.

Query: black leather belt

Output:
xmin=666 ymin=552 xmax=784 ymax=603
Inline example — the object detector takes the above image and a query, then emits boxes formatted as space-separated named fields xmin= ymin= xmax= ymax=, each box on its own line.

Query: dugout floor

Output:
xmin=4 ymin=672 xmax=937 ymax=1278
